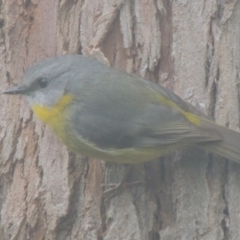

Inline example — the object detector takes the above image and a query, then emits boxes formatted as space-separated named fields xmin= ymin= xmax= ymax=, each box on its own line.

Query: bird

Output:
xmin=4 ymin=54 xmax=240 ymax=164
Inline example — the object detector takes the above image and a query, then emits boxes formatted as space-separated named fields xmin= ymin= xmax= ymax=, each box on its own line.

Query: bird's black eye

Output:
xmin=37 ymin=78 xmax=48 ymax=89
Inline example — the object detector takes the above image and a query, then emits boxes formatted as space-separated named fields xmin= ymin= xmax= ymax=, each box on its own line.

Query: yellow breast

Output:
xmin=32 ymin=94 xmax=73 ymax=136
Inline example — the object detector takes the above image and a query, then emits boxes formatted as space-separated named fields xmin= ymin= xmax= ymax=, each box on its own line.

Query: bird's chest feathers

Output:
xmin=32 ymin=94 xmax=73 ymax=131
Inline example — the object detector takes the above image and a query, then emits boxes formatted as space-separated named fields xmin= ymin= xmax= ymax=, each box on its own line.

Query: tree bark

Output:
xmin=1 ymin=0 xmax=240 ymax=239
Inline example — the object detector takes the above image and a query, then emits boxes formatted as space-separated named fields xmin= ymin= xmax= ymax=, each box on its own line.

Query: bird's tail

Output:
xmin=197 ymin=118 xmax=240 ymax=163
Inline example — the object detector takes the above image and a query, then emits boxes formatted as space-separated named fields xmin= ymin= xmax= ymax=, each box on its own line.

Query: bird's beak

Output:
xmin=3 ymin=85 xmax=26 ymax=95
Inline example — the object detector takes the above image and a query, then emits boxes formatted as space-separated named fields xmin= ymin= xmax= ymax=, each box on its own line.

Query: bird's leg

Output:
xmin=102 ymin=165 xmax=145 ymax=201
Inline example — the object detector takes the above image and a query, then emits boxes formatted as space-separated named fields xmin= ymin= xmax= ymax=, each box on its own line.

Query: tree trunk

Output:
xmin=1 ymin=0 xmax=240 ymax=239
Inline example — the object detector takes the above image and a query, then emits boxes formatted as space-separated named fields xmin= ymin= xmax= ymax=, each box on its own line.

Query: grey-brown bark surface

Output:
xmin=1 ymin=0 xmax=240 ymax=239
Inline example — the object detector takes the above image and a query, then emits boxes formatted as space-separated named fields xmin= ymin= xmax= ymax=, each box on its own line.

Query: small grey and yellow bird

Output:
xmin=4 ymin=54 xmax=240 ymax=163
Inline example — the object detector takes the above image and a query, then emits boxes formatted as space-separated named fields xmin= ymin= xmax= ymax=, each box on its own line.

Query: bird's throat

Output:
xmin=32 ymin=94 xmax=73 ymax=127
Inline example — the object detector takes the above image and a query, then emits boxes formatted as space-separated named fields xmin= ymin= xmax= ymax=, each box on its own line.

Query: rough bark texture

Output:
xmin=1 ymin=0 xmax=240 ymax=239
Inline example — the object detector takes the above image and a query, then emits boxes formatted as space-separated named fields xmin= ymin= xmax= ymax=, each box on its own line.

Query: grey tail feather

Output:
xmin=197 ymin=118 xmax=240 ymax=163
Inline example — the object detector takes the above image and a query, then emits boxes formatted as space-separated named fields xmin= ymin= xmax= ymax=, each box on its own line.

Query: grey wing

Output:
xmin=70 ymin=95 xmax=221 ymax=150
xmin=69 ymin=70 xmax=221 ymax=150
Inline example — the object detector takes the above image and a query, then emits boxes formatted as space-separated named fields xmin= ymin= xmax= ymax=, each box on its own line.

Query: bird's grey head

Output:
xmin=4 ymin=55 xmax=89 ymax=108
xmin=4 ymin=54 xmax=110 ymax=108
